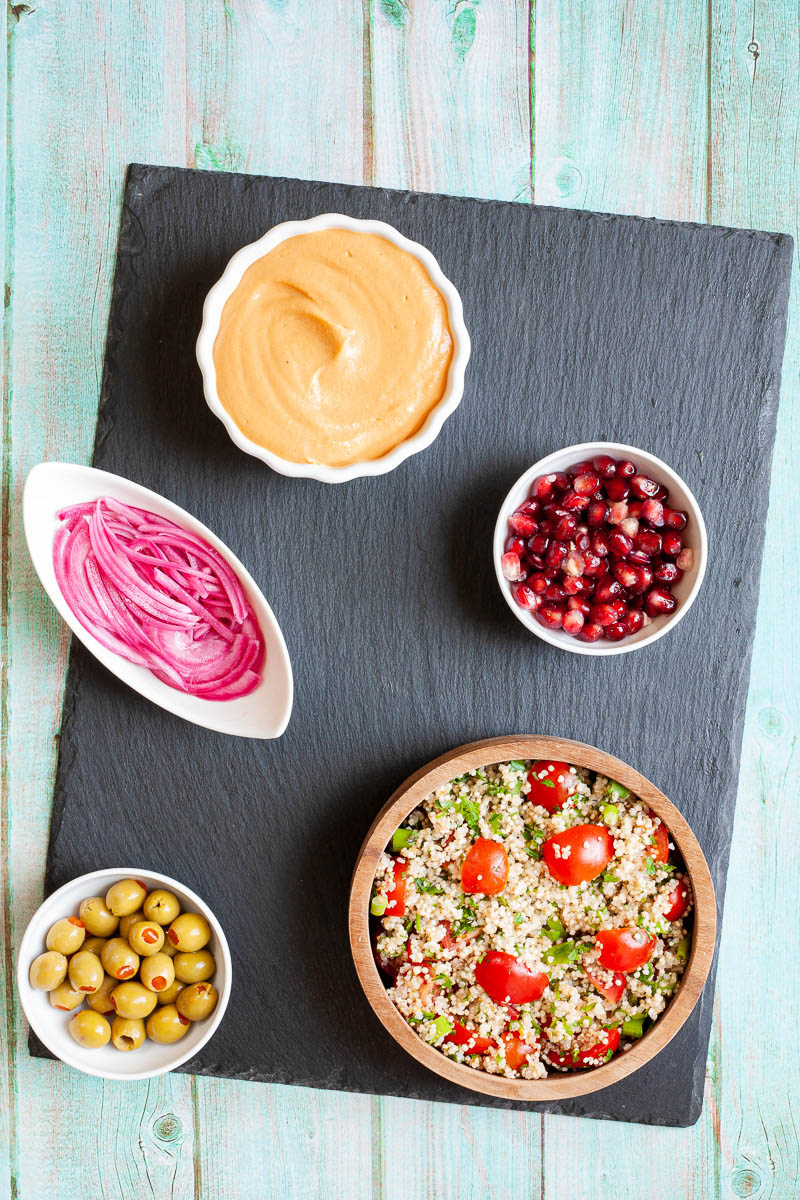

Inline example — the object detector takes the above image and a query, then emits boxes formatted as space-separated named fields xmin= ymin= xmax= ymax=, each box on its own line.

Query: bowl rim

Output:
xmin=17 ymin=866 xmax=233 ymax=1081
xmin=492 ymin=442 xmax=709 ymax=656
xmin=349 ymin=735 xmax=717 ymax=1102
xmin=195 ymin=212 xmax=472 ymax=484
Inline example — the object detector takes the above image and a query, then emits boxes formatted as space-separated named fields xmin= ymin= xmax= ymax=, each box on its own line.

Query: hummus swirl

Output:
xmin=212 ymin=229 xmax=454 ymax=467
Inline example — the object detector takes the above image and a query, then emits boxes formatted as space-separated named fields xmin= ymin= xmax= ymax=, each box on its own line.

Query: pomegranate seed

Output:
xmin=616 ymin=459 xmax=636 ymax=478
xmin=628 ymin=500 xmax=642 ymax=518
xmin=529 ymin=533 xmax=550 ymax=555
xmin=608 ymin=501 xmax=629 ymax=525
xmin=532 ymin=474 xmax=557 ymax=500
xmin=604 ymin=622 xmax=627 ymax=641
xmin=663 ymin=508 xmax=688 ymax=530
xmin=545 ymin=582 xmax=567 ymax=601
xmin=654 ymin=561 xmax=682 ymax=584
xmin=628 ymin=564 xmax=653 ymax=594
xmin=509 ymin=511 xmax=537 ymax=537
xmin=630 ymin=474 xmax=660 ymax=499
xmin=622 ymin=609 xmax=645 ymax=635
xmin=552 ymin=472 xmax=570 ymax=491
xmin=505 ymin=536 xmax=526 ymax=555
xmin=568 ymin=596 xmax=592 ymax=615
xmin=635 ymin=529 xmax=662 ymax=556
xmin=561 ymin=490 xmax=590 ymax=513
xmin=592 ymin=454 xmax=617 ymax=478
xmin=563 ymin=552 xmax=585 ymax=577
xmin=501 ymin=552 xmax=524 ymax=581
xmin=578 ymin=622 xmax=603 ymax=642
xmin=527 ymin=553 xmax=546 ymax=570
xmin=642 ymin=611 xmax=653 ymax=627
xmin=575 ymin=530 xmax=591 ymax=552
xmin=528 ymin=573 xmax=549 ymax=594
xmin=676 ymin=547 xmax=694 ymax=571
xmin=590 ymin=602 xmax=622 ymax=627
xmin=641 ymin=498 xmax=665 ymax=527
xmin=608 ymin=530 xmax=633 ymax=557
xmin=573 ymin=471 xmax=600 ymax=496
xmin=619 ymin=517 xmax=640 ymax=538
xmin=583 ymin=552 xmax=606 ymax=577
xmin=612 ymin=561 xmax=642 ymax=589
xmin=591 ymin=530 xmax=610 ymax=557
xmin=587 ymin=500 xmax=609 ymax=527
xmin=563 ymin=575 xmax=585 ymax=595
xmin=546 ymin=541 xmax=568 ymax=571
xmin=543 ymin=502 xmax=569 ymax=519
xmin=511 ymin=582 xmax=540 ymax=611
xmin=644 ymin=587 xmax=677 ymax=617
xmin=628 ymin=547 xmax=653 ymax=566
xmin=554 ymin=515 xmax=578 ymax=541
xmin=661 ymin=532 xmax=683 ymax=557
xmin=562 ymin=609 xmax=585 ymax=636
xmin=594 ymin=575 xmax=623 ymax=603
xmin=654 ymin=484 xmax=669 ymax=500
xmin=536 ymin=603 xmax=565 ymax=629
xmin=568 ymin=459 xmax=594 ymax=477
xmin=605 ymin=477 xmax=630 ymax=501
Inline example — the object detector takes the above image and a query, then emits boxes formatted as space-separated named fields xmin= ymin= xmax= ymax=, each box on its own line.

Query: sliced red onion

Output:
xmin=53 ymin=497 xmax=265 ymax=700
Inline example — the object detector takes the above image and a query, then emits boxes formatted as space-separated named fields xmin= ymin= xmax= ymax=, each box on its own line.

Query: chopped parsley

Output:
xmin=645 ymin=856 xmax=656 ymax=876
xmin=414 ymin=878 xmax=443 ymax=895
xmin=458 ymin=796 xmax=481 ymax=831
xmin=488 ymin=812 xmax=504 ymax=835
xmin=434 ymin=973 xmax=454 ymax=991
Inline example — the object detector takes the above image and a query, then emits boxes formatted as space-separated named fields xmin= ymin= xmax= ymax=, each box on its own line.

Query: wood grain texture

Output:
xmin=350 ymin=736 xmax=716 ymax=1102
xmin=2 ymin=1 xmax=798 ymax=1198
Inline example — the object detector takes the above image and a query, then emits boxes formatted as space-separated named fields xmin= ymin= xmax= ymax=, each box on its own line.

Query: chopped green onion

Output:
xmin=392 ymin=828 xmax=417 ymax=852
xmin=414 ymin=878 xmax=443 ymax=895
xmin=601 ymin=870 xmax=618 ymax=883
xmin=422 ymin=1010 xmax=436 ymax=1020
xmin=370 ymin=894 xmax=387 ymax=917
xmin=676 ymin=936 xmax=690 ymax=961
xmin=600 ymin=802 xmax=619 ymax=827
xmin=542 ymin=779 xmax=555 ymax=788
xmin=508 ymin=760 xmax=526 ymax=771
xmin=622 ymin=1016 xmax=646 ymax=1038
xmin=414 ymin=915 xmax=421 ymax=934
xmin=513 ymin=912 xmax=524 ymax=926
xmin=431 ymin=1015 xmax=453 ymax=1039
xmin=606 ymin=780 xmax=630 ymax=801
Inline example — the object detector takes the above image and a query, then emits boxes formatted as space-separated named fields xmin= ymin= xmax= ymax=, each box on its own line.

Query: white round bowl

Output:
xmin=17 ymin=868 xmax=232 ymax=1081
xmin=196 ymin=213 xmax=471 ymax=483
xmin=493 ymin=442 xmax=708 ymax=656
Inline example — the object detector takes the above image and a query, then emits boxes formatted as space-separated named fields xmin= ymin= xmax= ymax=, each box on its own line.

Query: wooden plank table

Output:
xmin=1 ymin=2 xmax=797 ymax=1196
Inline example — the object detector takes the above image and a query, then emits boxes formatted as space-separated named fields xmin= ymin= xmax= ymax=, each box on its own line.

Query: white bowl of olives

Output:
xmin=17 ymin=868 xmax=232 ymax=1080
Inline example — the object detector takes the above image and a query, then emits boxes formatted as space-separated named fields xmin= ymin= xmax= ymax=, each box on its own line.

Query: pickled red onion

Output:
xmin=53 ymin=497 xmax=265 ymax=700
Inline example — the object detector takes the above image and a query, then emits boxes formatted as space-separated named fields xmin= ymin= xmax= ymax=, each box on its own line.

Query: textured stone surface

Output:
xmin=39 ymin=165 xmax=792 ymax=1126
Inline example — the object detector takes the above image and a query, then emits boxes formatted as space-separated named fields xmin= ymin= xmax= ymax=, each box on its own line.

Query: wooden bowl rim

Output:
xmin=349 ymin=735 xmax=717 ymax=1103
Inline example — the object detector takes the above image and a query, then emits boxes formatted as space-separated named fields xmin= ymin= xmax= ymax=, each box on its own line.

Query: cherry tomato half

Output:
xmin=545 ymin=1026 xmax=621 ymax=1070
xmin=664 ymin=879 xmax=691 ymax=921
xmin=474 ymin=951 xmax=549 ymax=1005
xmin=444 ymin=1021 xmax=497 ymax=1056
xmin=596 ymin=927 xmax=655 ymax=972
xmin=526 ymin=760 xmax=578 ymax=813
xmin=461 ymin=838 xmax=509 ymax=895
xmin=542 ymin=824 xmax=614 ymax=885
xmin=646 ymin=810 xmax=670 ymax=863
xmin=501 ymin=1031 xmax=536 ymax=1071
xmin=584 ymin=965 xmax=626 ymax=1006
xmin=385 ymin=857 xmax=407 ymax=917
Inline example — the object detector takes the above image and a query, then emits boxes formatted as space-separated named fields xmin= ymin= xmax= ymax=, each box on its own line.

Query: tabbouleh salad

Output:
xmin=370 ymin=758 xmax=692 ymax=1079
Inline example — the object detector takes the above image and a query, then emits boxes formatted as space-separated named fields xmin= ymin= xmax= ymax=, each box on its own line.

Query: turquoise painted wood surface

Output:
xmin=1 ymin=1 xmax=798 ymax=1196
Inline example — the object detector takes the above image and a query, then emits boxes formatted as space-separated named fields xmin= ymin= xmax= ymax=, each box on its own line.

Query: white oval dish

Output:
xmin=196 ymin=213 xmax=471 ymax=484
xmin=493 ymin=442 xmax=708 ymax=656
xmin=23 ymin=461 xmax=293 ymax=738
xmin=17 ymin=867 xmax=232 ymax=1081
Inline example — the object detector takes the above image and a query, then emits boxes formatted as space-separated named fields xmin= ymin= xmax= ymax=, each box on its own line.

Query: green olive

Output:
xmin=105 ymin=878 xmax=148 ymax=917
xmin=111 ymin=980 xmax=157 ymax=1020
xmin=68 ymin=951 xmax=104 ymax=995
xmin=29 ymin=951 xmax=68 ymax=991
xmin=79 ymin=897 xmax=118 ymax=937
xmin=146 ymin=1004 xmax=190 ymax=1045
xmin=101 ymin=937 xmax=140 ymax=981
xmin=45 ymin=917 xmax=86 ymax=956
xmin=166 ymin=912 xmax=211 ymax=953
xmin=127 ymin=920 xmax=165 ymax=957
xmin=156 ymin=979 xmax=186 ymax=1006
xmin=143 ymin=889 xmax=181 ymax=926
xmin=176 ymin=982 xmax=218 ymax=1022
xmin=119 ymin=910 xmax=145 ymax=940
xmin=69 ymin=1009 xmax=111 ymax=1048
xmin=139 ymin=952 xmax=175 ymax=994
xmin=111 ymin=1016 xmax=146 ymax=1052
xmin=173 ymin=949 xmax=216 ymax=984
xmin=86 ymin=973 xmax=116 ymax=1015
xmin=161 ymin=939 xmax=178 ymax=958
xmin=49 ymin=981 xmax=84 ymax=1012
xmin=82 ymin=936 xmax=108 ymax=958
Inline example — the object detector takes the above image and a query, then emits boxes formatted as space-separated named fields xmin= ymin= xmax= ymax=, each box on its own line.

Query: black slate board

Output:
xmin=38 ymin=164 xmax=792 ymax=1127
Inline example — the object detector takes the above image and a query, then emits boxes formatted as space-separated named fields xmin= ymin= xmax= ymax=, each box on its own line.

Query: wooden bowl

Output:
xmin=349 ymin=735 xmax=717 ymax=1102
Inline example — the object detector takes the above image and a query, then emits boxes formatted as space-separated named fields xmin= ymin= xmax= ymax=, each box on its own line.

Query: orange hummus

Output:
xmin=212 ymin=228 xmax=454 ymax=467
